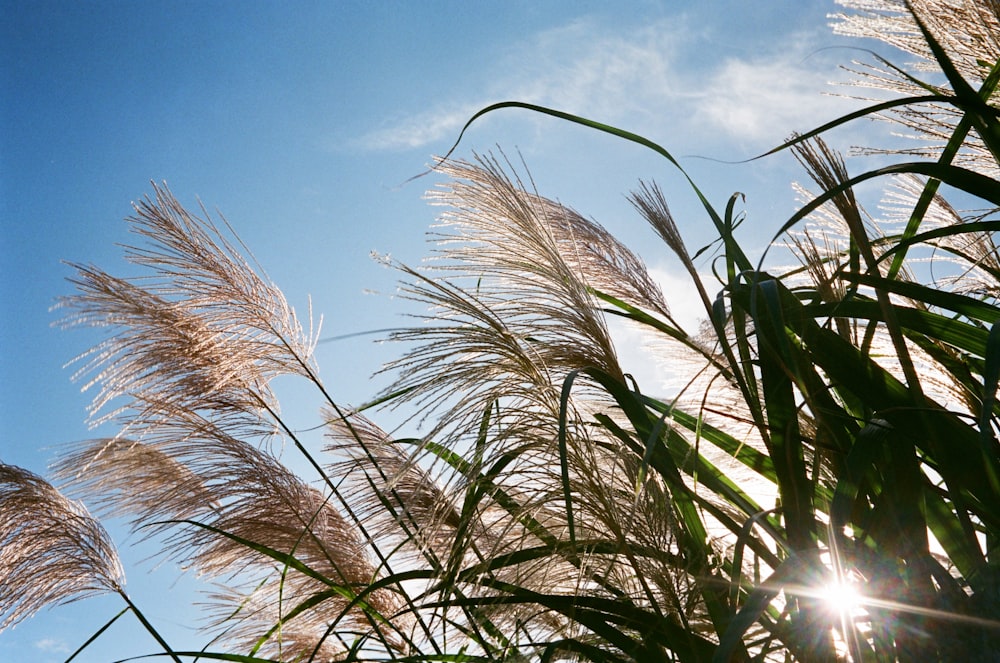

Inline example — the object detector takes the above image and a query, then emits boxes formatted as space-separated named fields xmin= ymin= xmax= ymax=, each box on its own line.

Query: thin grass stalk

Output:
xmin=325 ymin=409 xmax=513 ymax=656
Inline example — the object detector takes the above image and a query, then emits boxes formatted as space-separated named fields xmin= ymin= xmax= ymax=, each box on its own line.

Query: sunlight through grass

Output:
xmin=820 ymin=578 xmax=863 ymax=619
xmin=5 ymin=1 xmax=1000 ymax=660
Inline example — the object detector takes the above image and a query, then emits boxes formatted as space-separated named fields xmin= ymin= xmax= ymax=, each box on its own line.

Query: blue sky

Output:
xmin=1 ymin=1 xmax=886 ymax=660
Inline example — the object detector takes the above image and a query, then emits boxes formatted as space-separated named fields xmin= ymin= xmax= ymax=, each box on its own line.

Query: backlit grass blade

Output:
xmin=766 ymin=161 xmax=1000 ymax=254
xmin=907 ymin=5 xmax=1000 ymax=164
xmin=642 ymin=398 xmax=777 ymax=482
xmin=979 ymin=322 xmax=1000 ymax=494
xmin=713 ymin=554 xmax=813 ymax=663
xmin=843 ymin=271 xmax=1000 ymax=325
xmin=884 ymin=54 xmax=1000 ymax=280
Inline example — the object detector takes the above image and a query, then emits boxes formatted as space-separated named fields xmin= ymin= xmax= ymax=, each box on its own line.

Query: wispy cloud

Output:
xmin=691 ymin=57 xmax=861 ymax=146
xmin=352 ymin=15 xmax=692 ymax=152
xmin=354 ymin=13 xmax=859 ymax=154
xmin=35 ymin=638 xmax=71 ymax=654
xmin=358 ymin=104 xmax=485 ymax=152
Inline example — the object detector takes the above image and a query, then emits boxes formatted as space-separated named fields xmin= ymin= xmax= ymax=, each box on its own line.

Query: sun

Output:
xmin=819 ymin=578 xmax=863 ymax=618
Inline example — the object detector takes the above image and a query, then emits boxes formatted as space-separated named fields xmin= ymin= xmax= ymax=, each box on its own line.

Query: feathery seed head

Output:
xmin=0 ymin=463 xmax=125 ymax=631
xmin=383 ymin=153 xmax=627 ymax=444
xmin=628 ymin=180 xmax=691 ymax=268
xmin=831 ymin=0 xmax=1000 ymax=177
xmin=57 ymin=183 xmax=319 ymax=428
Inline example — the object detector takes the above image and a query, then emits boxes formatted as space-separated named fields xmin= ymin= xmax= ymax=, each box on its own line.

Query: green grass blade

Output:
xmin=713 ymin=554 xmax=812 ymax=663
xmin=751 ymin=279 xmax=815 ymax=550
xmin=978 ymin=323 xmax=1000 ymax=495
xmin=753 ymin=94 xmax=950 ymax=159
xmin=907 ymin=7 xmax=1000 ymax=163
xmin=766 ymin=161 xmax=1000 ymax=255
xmin=63 ymin=607 xmax=130 ymax=663
xmin=557 ymin=370 xmax=582 ymax=549
xmin=642 ymin=397 xmax=777 ymax=481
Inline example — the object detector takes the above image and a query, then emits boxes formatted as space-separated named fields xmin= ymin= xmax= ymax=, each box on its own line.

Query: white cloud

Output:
xmin=34 ymin=638 xmax=71 ymax=654
xmin=691 ymin=57 xmax=861 ymax=145
xmin=501 ymin=17 xmax=689 ymax=122
xmin=357 ymin=104 xmax=484 ymax=152
xmin=354 ymin=14 xmax=862 ymax=154
xmin=651 ymin=266 xmax=708 ymax=332
xmin=354 ymin=16 xmax=693 ymax=152
xmin=606 ymin=265 xmax=712 ymax=395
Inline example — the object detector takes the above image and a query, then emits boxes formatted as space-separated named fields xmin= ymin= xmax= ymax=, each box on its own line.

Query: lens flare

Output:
xmin=820 ymin=579 xmax=862 ymax=617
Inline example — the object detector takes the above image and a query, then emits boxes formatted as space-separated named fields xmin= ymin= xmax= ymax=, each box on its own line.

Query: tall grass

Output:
xmin=3 ymin=0 xmax=1000 ymax=661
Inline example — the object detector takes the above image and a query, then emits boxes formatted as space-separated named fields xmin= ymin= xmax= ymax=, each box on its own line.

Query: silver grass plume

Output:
xmin=0 ymin=463 xmax=125 ymax=630
xmin=327 ymin=411 xmax=701 ymax=633
xmin=627 ymin=180 xmax=722 ymax=342
xmin=53 ymin=436 xmax=219 ymax=537
xmin=53 ymin=415 xmax=404 ymax=654
xmin=202 ymin=583 xmax=361 ymax=662
xmin=831 ymin=0 xmax=1000 ymax=177
xmin=833 ymin=0 xmax=999 ymax=82
xmin=325 ymin=409 xmax=465 ymax=558
xmin=627 ymin=180 xmax=690 ymax=268
xmin=53 ymin=185 xmax=405 ymax=654
xmin=382 ymin=152 xmax=625 ymax=443
xmin=324 ymin=410 xmax=541 ymax=644
xmin=374 ymin=155 xmax=722 ymax=642
xmin=57 ymin=182 xmax=319 ymax=430
xmin=792 ymin=135 xmax=872 ymax=248
xmin=881 ymin=173 xmax=1000 ymax=298
xmin=531 ymin=195 xmax=672 ymax=321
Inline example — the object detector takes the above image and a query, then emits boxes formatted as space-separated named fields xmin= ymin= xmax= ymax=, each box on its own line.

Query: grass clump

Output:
xmin=4 ymin=1 xmax=1000 ymax=661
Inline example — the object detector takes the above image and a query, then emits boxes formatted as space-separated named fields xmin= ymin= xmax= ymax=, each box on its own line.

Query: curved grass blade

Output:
xmin=557 ymin=370 xmax=583 ymax=549
xmin=429 ymin=582 xmax=719 ymax=663
xmin=729 ymin=508 xmax=781 ymax=607
xmin=642 ymin=397 xmax=777 ymax=481
xmin=765 ymin=161 xmax=1000 ymax=261
xmin=752 ymin=93 xmax=952 ymax=159
xmin=433 ymin=100 xmax=752 ymax=272
xmin=876 ymin=219 xmax=1000 ymax=276
xmin=800 ymin=296 xmax=992 ymax=359
xmin=907 ymin=4 xmax=1000 ymax=163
